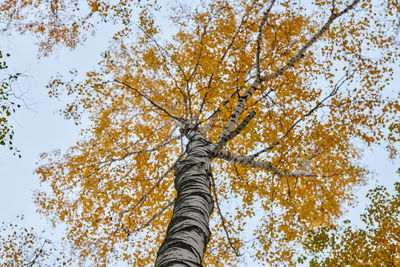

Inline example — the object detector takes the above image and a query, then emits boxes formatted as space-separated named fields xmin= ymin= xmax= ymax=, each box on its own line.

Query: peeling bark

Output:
xmin=155 ymin=128 xmax=214 ymax=267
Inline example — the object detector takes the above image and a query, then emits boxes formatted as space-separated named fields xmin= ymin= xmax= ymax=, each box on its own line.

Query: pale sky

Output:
xmin=0 ymin=28 xmax=115 ymax=227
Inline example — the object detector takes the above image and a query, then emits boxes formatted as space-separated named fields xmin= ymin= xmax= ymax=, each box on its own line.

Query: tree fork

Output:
xmin=155 ymin=127 xmax=214 ymax=267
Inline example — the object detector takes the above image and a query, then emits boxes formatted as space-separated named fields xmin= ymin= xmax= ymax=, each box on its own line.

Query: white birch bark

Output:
xmin=155 ymin=128 xmax=214 ymax=267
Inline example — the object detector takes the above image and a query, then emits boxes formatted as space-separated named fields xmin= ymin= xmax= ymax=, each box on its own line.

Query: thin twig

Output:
xmin=115 ymin=79 xmax=185 ymax=123
xmin=125 ymin=200 xmax=175 ymax=236
xmin=249 ymin=64 xmax=357 ymax=158
xmin=210 ymin=173 xmax=241 ymax=257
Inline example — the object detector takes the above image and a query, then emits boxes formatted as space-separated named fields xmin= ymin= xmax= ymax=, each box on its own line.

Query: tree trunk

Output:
xmin=155 ymin=128 xmax=214 ymax=267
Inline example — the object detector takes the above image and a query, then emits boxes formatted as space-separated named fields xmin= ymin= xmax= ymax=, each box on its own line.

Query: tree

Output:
xmin=3 ymin=0 xmax=400 ymax=265
xmin=303 ymin=181 xmax=400 ymax=266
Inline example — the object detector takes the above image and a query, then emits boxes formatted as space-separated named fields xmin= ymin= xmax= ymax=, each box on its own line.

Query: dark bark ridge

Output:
xmin=155 ymin=128 xmax=214 ymax=267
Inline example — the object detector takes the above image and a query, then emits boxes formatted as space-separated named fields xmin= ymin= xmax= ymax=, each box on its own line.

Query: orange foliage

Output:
xmin=304 ymin=182 xmax=400 ymax=266
xmin=0 ymin=216 xmax=71 ymax=266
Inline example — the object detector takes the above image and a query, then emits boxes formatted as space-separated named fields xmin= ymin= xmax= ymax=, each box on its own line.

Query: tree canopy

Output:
xmin=2 ymin=0 xmax=400 ymax=265
xmin=303 ymin=180 xmax=400 ymax=266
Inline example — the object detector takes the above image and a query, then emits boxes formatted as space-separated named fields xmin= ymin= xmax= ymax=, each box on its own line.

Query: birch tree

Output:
xmin=3 ymin=0 xmax=400 ymax=265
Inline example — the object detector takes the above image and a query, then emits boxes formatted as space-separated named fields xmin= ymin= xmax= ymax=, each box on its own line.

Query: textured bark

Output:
xmin=155 ymin=128 xmax=214 ymax=267
xmin=217 ymin=149 xmax=315 ymax=177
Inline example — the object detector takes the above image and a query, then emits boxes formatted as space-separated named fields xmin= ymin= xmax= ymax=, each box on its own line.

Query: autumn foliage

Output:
xmin=0 ymin=215 xmax=71 ymax=266
xmin=2 ymin=0 xmax=400 ymax=265
xmin=304 ymin=181 xmax=400 ymax=266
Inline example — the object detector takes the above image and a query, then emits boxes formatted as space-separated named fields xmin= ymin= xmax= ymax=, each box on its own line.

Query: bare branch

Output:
xmin=116 ymin=151 xmax=185 ymax=233
xmin=126 ymin=200 xmax=175 ymax=236
xmin=210 ymin=173 xmax=240 ymax=257
xmin=22 ymin=239 xmax=49 ymax=267
xmin=115 ymin=79 xmax=185 ymax=123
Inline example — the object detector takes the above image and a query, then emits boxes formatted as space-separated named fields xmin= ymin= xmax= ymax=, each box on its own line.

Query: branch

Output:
xmin=185 ymin=24 xmax=209 ymax=122
xmin=116 ymin=152 xmax=185 ymax=233
xmin=199 ymin=88 xmax=240 ymax=132
xmin=217 ymin=149 xmax=315 ymax=178
xmin=261 ymin=0 xmax=361 ymax=82
xmin=125 ymin=200 xmax=175 ymax=236
xmin=209 ymin=0 xmax=360 ymax=142
xmin=132 ymin=151 xmax=184 ymax=211
xmin=23 ymin=239 xmax=49 ymax=267
xmin=197 ymin=5 xmax=256 ymax=130
xmin=250 ymin=62 xmax=358 ymax=158
xmin=216 ymin=3 xmax=275 ymax=145
xmin=256 ymin=0 xmax=277 ymax=79
xmin=210 ymin=173 xmax=240 ymax=257
xmin=212 ymin=111 xmax=256 ymax=155
xmin=134 ymin=21 xmax=189 ymax=90
xmin=115 ymin=79 xmax=185 ymax=123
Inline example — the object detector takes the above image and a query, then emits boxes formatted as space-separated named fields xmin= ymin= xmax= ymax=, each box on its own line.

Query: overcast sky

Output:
xmin=0 ymin=29 xmax=115 ymax=226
